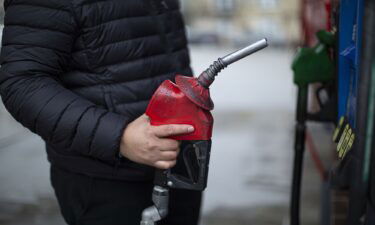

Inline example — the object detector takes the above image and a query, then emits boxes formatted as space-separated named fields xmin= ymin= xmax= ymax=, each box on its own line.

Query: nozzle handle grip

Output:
xmin=154 ymin=140 xmax=211 ymax=191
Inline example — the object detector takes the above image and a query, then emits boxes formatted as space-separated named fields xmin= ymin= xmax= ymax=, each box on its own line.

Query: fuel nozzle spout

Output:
xmin=176 ymin=38 xmax=268 ymax=110
xmin=197 ymin=38 xmax=268 ymax=88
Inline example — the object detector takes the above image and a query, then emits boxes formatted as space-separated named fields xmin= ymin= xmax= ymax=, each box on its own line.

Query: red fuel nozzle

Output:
xmin=176 ymin=38 xmax=268 ymax=110
xmin=142 ymin=38 xmax=269 ymax=225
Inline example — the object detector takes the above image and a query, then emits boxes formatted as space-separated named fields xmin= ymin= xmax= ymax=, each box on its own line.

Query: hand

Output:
xmin=120 ymin=114 xmax=194 ymax=170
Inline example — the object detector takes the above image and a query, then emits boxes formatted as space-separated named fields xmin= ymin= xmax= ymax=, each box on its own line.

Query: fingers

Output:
xmin=151 ymin=150 xmax=179 ymax=169
xmin=157 ymin=139 xmax=180 ymax=151
xmin=153 ymin=141 xmax=180 ymax=161
xmin=152 ymin=124 xmax=194 ymax=138
xmin=145 ymin=139 xmax=180 ymax=167
xmin=141 ymin=117 xmax=190 ymax=170
xmin=158 ymin=150 xmax=178 ymax=161
xmin=154 ymin=160 xmax=177 ymax=170
xmin=151 ymin=141 xmax=180 ymax=169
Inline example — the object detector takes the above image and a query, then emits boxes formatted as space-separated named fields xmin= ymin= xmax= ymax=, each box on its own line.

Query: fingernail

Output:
xmin=188 ymin=126 xmax=194 ymax=132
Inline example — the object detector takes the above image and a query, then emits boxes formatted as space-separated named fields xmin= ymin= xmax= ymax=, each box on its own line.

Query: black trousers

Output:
xmin=50 ymin=166 xmax=202 ymax=225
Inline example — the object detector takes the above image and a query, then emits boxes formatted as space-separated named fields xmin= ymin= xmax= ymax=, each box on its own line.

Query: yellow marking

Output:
xmin=337 ymin=124 xmax=349 ymax=153
xmin=340 ymin=128 xmax=352 ymax=158
xmin=342 ymin=133 xmax=355 ymax=157
xmin=333 ymin=116 xmax=345 ymax=142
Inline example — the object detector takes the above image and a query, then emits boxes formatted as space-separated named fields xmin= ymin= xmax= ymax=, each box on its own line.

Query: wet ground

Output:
xmin=0 ymin=46 xmax=332 ymax=225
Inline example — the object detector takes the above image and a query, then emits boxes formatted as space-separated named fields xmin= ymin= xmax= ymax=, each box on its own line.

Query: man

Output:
xmin=0 ymin=0 xmax=202 ymax=224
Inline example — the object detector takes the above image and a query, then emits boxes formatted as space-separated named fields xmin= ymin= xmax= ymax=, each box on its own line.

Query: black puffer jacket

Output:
xmin=0 ymin=0 xmax=192 ymax=180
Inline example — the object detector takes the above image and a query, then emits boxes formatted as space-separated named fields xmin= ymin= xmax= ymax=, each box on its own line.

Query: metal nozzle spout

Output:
xmin=197 ymin=38 xmax=268 ymax=88
xmin=221 ymin=38 xmax=268 ymax=66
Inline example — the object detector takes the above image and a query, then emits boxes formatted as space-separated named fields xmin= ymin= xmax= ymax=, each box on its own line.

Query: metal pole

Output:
xmin=291 ymin=85 xmax=308 ymax=225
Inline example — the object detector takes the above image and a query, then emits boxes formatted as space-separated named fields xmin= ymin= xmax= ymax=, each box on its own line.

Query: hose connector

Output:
xmin=140 ymin=186 xmax=169 ymax=225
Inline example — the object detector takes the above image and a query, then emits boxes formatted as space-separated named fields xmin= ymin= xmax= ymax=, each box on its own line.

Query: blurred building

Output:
xmin=0 ymin=0 xmax=300 ymax=46
xmin=0 ymin=0 xmax=3 ymax=23
xmin=181 ymin=0 xmax=300 ymax=46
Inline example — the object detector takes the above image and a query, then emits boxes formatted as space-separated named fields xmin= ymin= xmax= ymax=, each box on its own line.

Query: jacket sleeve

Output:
xmin=0 ymin=0 xmax=130 ymax=160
